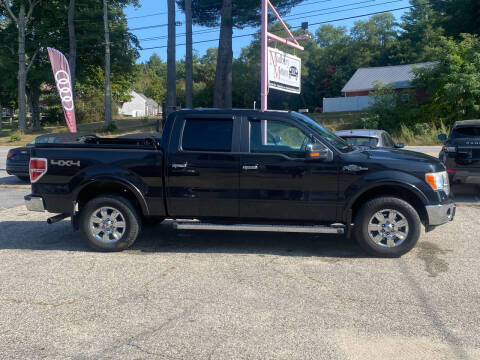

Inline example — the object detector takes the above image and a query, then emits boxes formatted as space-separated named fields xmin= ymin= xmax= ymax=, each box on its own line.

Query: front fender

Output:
xmin=342 ymin=170 xmax=432 ymax=220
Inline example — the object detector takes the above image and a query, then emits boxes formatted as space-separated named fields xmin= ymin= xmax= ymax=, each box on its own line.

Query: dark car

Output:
xmin=25 ymin=109 xmax=455 ymax=258
xmin=335 ymin=129 xmax=404 ymax=149
xmin=438 ymin=120 xmax=480 ymax=184
xmin=6 ymin=133 xmax=96 ymax=181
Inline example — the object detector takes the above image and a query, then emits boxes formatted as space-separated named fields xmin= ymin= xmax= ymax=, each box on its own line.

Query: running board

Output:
xmin=172 ymin=221 xmax=344 ymax=234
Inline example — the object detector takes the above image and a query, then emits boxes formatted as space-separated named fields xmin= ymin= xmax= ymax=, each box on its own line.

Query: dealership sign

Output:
xmin=267 ymin=47 xmax=301 ymax=94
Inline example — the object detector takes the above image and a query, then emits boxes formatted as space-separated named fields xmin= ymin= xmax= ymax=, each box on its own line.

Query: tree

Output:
xmin=213 ymin=0 xmax=232 ymax=107
xmin=414 ymin=34 xmax=480 ymax=123
xmin=1 ymin=0 xmax=40 ymax=133
xmin=103 ymin=0 xmax=112 ymax=125
xmin=184 ymin=0 xmax=193 ymax=108
xmin=350 ymin=13 xmax=398 ymax=67
xmin=391 ymin=0 xmax=443 ymax=63
xmin=430 ymin=0 xmax=480 ymax=38
xmin=167 ymin=0 xmax=176 ymax=114
xmin=176 ymin=0 xmax=304 ymax=108
xmin=68 ymin=0 xmax=76 ymax=98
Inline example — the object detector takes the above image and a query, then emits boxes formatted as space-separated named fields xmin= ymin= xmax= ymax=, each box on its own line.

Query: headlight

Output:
xmin=425 ymin=171 xmax=450 ymax=195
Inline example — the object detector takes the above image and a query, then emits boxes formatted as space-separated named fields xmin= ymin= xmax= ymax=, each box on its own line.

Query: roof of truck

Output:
xmin=453 ymin=120 xmax=480 ymax=127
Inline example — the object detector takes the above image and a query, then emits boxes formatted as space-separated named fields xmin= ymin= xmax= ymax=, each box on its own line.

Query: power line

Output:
xmin=139 ymin=5 xmax=412 ymax=51
xmin=285 ymin=0 xmax=408 ymax=21
xmin=132 ymin=0 xmax=407 ymax=35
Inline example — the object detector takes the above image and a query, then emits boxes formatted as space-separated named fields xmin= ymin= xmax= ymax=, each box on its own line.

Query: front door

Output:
xmin=166 ymin=115 xmax=240 ymax=218
xmin=239 ymin=117 xmax=339 ymax=222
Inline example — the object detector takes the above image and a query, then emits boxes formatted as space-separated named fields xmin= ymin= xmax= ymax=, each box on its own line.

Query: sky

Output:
xmin=124 ymin=0 xmax=412 ymax=63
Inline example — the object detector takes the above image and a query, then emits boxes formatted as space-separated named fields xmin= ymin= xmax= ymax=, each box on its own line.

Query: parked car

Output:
xmin=6 ymin=133 xmax=96 ymax=181
xmin=438 ymin=120 xmax=480 ymax=184
xmin=335 ymin=129 xmax=404 ymax=149
xmin=25 ymin=109 xmax=455 ymax=257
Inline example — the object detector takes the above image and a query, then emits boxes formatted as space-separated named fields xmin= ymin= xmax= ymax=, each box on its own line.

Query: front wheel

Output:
xmin=353 ymin=196 xmax=421 ymax=257
xmin=79 ymin=195 xmax=141 ymax=252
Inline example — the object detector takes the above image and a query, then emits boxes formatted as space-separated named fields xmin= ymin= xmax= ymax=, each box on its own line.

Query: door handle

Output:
xmin=242 ymin=164 xmax=259 ymax=171
xmin=172 ymin=163 xmax=188 ymax=169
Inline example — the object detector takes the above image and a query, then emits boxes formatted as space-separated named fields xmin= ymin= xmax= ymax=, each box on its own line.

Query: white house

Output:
xmin=118 ymin=91 xmax=159 ymax=117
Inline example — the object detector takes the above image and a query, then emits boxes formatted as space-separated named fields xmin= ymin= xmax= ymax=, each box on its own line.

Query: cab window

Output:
xmin=249 ymin=119 xmax=308 ymax=157
xmin=182 ymin=118 xmax=233 ymax=152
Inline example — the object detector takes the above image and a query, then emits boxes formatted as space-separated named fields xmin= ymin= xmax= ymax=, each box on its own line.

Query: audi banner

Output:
xmin=47 ymin=47 xmax=77 ymax=133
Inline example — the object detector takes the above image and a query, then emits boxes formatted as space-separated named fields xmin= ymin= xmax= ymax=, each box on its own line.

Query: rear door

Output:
xmin=239 ymin=115 xmax=339 ymax=222
xmin=165 ymin=113 xmax=240 ymax=218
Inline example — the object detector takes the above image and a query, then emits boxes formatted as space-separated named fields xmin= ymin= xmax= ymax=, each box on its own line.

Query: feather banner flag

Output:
xmin=47 ymin=47 xmax=77 ymax=133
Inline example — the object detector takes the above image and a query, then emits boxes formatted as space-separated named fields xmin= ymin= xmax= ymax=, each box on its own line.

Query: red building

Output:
xmin=341 ymin=62 xmax=437 ymax=102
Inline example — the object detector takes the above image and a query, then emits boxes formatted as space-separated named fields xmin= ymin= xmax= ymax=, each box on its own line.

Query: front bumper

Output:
xmin=24 ymin=194 xmax=45 ymax=212
xmin=425 ymin=201 xmax=456 ymax=226
xmin=450 ymin=168 xmax=480 ymax=184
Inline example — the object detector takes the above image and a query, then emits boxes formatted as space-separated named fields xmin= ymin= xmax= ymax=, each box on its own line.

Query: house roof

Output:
xmin=341 ymin=62 xmax=437 ymax=93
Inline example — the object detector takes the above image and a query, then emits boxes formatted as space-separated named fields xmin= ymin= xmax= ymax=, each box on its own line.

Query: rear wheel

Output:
xmin=80 ymin=195 xmax=141 ymax=252
xmin=353 ymin=196 xmax=421 ymax=257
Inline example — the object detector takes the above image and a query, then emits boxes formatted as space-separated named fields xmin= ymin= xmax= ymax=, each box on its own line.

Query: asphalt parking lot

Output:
xmin=0 ymin=145 xmax=479 ymax=359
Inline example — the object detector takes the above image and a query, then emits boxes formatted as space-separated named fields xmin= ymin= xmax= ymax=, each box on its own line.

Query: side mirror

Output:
xmin=395 ymin=142 xmax=404 ymax=149
xmin=306 ymin=143 xmax=333 ymax=161
xmin=438 ymin=134 xmax=447 ymax=141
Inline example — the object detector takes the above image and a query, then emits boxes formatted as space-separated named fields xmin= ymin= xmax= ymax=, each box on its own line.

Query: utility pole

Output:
xmin=103 ymin=0 xmax=112 ymax=125
xmin=185 ymin=0 xmax=193 ymax=108
xmin=167 ymin=0 xmax=176 ymax=115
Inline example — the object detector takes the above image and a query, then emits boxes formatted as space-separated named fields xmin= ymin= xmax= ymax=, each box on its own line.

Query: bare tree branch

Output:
xmin=0 ymin=44 xmax=15 ymax=55
xmin=1 ymin=0 xmax=18 ymax=23
xmin=25 ymin=0 xmax=40 ymax=24
xmin=25 ymin=49 xmax=38 ymax=74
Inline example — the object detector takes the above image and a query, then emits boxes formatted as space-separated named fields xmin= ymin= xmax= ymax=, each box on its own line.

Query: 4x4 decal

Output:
xmin=51 ymin=159 xmax=81 ymax=167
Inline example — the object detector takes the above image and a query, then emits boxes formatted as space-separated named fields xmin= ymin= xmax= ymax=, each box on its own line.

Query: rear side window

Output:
xmin=451 ymin=127 xmax=480 ymax=138
xmin=342 ymin=136 xmax=378 ymax=147
xmin=182 ymin=118 xmax=233 ymax=152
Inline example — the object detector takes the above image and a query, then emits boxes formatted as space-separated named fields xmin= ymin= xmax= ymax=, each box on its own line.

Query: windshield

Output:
xmin=451 ymin=126 xmax=480 ymax=139
xmin=290 ymin=112 xmax=352 ymax=151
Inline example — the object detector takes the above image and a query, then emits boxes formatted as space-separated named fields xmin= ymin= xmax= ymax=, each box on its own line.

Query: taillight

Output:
xmin=443 ymin=146 xmax=457 ymax=153
xmin=7 ymin=151 xmax=15 ymax=160
xmin=447 ymin=169 xmax=457 ymax=174
xmin=29 ymin=158 xmax=48 ymax=183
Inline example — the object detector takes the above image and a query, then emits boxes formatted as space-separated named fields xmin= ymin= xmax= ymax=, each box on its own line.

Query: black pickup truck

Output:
xmin=439 ymin=120 xmax=480 ymax=184
xmin=25 ymin=109 xmax=455 ymax=257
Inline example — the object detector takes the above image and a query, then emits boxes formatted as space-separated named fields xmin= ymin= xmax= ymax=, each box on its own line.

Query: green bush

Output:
xmin=42 ymin=105 xmax=64 ymax=125
xmin=101 ymin=121 xmax=117 ymax=133
xmin=9 ymin=132 xmax=21 ymax=142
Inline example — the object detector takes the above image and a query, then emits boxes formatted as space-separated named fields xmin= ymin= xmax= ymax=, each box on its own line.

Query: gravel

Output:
xmin=0 ymin=204 xmax=479 ymax=359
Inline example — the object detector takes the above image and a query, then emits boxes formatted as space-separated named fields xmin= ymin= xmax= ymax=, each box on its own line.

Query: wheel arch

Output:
xmin=346 ymin=182 xmax=428 ymax=226
xmin=75 ymin=178 xmax=149 ymax=216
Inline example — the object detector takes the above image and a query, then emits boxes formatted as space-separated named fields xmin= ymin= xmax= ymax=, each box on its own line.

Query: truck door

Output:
xmin=165 ymin=114 xmax=240 ymax=218
xmin=239 ymin=116 xmax=339 ymax=222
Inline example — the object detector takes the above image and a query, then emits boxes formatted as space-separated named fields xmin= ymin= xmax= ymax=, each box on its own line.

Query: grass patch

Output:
xmin=393 ymin=122 xmax=449 ymax=146
xmin=0 ymin=117 xmax=160 ymax=146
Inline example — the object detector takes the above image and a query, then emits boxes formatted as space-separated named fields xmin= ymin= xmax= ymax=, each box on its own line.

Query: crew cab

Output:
xmin=439 ymin=120 xmax=480 ymax=184
xmin=25 ymin=109 xmax=455 ymax=257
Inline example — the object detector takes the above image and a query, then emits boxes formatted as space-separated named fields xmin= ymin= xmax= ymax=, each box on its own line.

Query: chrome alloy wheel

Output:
xmin=89 ymin=207 xmax=126 ymax=243
xmin=367 ymin=209 xmax=409 ymax=248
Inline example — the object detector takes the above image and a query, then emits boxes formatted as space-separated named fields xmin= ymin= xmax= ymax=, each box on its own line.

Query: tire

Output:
xmin=17 ymin=175 xmax=30 ymax=182
xmin=79 ymin=194 xmax=141 ymax=252
xmin=353 ymin=196 xmax=421 ymax=258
